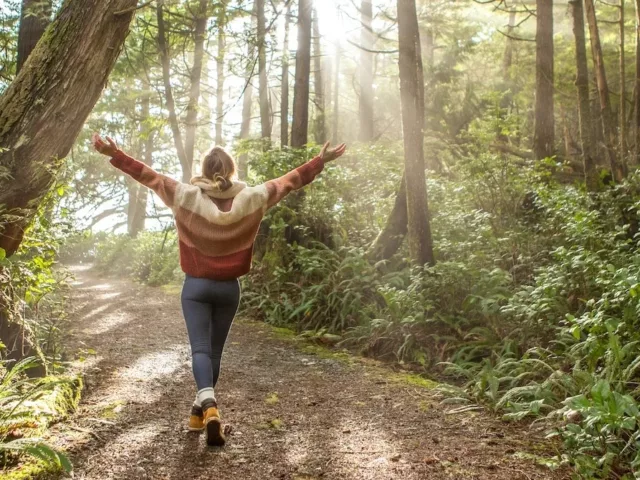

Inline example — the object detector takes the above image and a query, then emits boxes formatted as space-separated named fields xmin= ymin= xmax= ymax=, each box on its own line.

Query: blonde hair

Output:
xmin=201 ymin=146 xmax=237 ymax=191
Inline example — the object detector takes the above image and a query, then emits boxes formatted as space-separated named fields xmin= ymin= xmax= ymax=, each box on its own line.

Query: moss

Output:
xmin=160 ymin=284 xmax=182 ymax=296
xmin=269 ymin=326 xmax=296 ymax=339
xmin=0 ymin=460 xmax=61 ymax=480
xmin=299 ymin=345 xmax=353 ymax=364
xmin=511 ymin=451 xmax=561 ymax=469
xmin=390 ymin=372 xmax=439 ymax=390
xmin=265 ymin=393 xmax=279 ymax=405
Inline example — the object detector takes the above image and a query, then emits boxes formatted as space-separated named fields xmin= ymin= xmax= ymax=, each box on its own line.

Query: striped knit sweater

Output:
xmin=109 ymin=150 xmax=325 ymax=280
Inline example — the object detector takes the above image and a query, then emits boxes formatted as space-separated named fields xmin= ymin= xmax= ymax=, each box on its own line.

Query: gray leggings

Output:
xmin=181 ymin=275 xmax=241 ymax=391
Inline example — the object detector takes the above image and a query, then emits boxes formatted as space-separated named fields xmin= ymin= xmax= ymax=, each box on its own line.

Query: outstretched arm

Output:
xmin=265 ymin=142 xmax=346 ymax=208
xmin=92 ymin=133 xmax=178 ymax=208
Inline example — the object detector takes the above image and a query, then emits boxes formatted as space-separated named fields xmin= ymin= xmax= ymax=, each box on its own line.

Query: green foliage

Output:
xmin=92 ymin=230 xmax=182 ymax=287
xmin=0 ymin=357 xmax=75 ymax=474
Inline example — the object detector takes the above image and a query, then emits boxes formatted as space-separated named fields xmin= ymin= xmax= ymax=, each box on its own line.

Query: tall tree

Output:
xmin=129 ymin=81 xmax=154 ymax=237
xmin=570 ymin=0 xmax=598 ymax=190
xmin=359 ymin=0 xmax=375 ymax=141
xmin=397 ymin=0 xmax=435 ymax=265
xmin=0 ymin=0 xmax=137 ymax=369
xmin=635 ymin=0 xmax=640 ymax=163
xmin=312 ymin=7 xmax=326 ymax=143
xmin=331 ymin=39 xmax=341 ymax=144
xmin=156 ymin=0 xmax=209 ymax=183
xmin=216 ymin=2 xmax=228 ymax=146
xmin=16 ymin=0 xmax=51 ymax=72
xmin=239 ymin=1 xmax=258 ymax=177
xmin=620 ymin=0 xmax=627 ymax=156
xmin=291 ymin=0 xmax=312 ymax=148
xmin=257 ymin=0 xmax=272 ymax=140
xmin=281 ymin=2 xmax=292 ymax=146
xmin=532 ymin=0 xmax=554 ymax=160
xmin=585 ymin=0 xmax=626 ymax=181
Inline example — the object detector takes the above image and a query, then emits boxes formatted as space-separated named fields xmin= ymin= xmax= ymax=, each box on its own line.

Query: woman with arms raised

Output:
xmin=92 ymin=133 xmax=346 ymax=446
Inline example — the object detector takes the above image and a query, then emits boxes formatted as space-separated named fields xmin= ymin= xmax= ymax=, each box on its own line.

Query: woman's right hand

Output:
xmin=319 ymin=142 xmax=347 ymax=163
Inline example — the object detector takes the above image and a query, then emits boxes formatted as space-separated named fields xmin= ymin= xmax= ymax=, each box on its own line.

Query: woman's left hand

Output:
xmin=92 ymin=133 xmax=119 ymax=157
xmin=319 ymin=142 xmax=347 ymax=163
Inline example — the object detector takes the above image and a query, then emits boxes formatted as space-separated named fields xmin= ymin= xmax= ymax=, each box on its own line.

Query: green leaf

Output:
xmin=0 ymin=248 xmax=5 ymax=261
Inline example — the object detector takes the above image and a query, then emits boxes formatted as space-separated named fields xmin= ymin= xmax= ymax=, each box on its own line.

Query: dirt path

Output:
xmin=50 ymin=266 xmax=569 ymax=480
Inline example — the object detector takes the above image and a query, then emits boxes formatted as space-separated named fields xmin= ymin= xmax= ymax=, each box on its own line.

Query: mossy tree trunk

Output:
xmin=0 ymin=0 xmax=137 ymax=370
xmin=0 ymin=0 xmax=137 ymax=257
xmin=397 ymin=0 xmax=435 ymax=266
xmin=291 ymin=0 xmax=312 ymax=148
xmin=570 ymin=0 xmax=598 ymax=190
xmin=16 ymin=0 xmax=52 ymax=73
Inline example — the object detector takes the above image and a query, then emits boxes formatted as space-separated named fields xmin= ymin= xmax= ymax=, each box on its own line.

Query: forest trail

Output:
xmin=51 ymin=266 xmax=569 ymax=480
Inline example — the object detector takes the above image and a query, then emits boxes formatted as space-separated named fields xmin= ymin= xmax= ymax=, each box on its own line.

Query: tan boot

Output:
xmin=188 ymin=405 xmax=204 ymax=432
xmin=202 ymin=399 xmax=225 ymax=446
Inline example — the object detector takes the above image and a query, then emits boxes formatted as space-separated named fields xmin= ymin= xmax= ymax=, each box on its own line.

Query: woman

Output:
xmin=92 ymin=133 xmax=346 ymax=446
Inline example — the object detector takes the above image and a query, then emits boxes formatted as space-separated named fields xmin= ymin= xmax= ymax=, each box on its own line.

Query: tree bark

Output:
xmin=533 ymin=0 xmax=555 ymax=160
xmin=621 ymin=0 xmax=627 ymax=156
xmin=570 ymin=0 xmax=598 ymax=190
xmin=397 ymin=0 xmax=435 ymax=266
xmin=184 ymin=0 xmax=209 ymax=178
xmin=503 ymin=9 xmax=516 ymax=83
xmin=281 ymin=2 xmax=292 ymax=147
xmin=0 ymin=0 xmax=136 ymax=370
xmin=332 ymin=40 xmax=341 ymax=145
xmin=216 ymin=3 xmax=227 ymax=146
xmin=156 ymin=3 xmax=190 ymax=182
xmin=16 ymin=0 xmax=52 ymax=73
xmin=312 ymin=8 xmax=326 ymax=144
xmin=359 ymin=0 xmax=375 ymax=141
xmin=239 ymin=1 xmax=258 ymax=177
xmin=0 ymin=0 xmax=137 ymax=257
xmin=368 ymin=175 xmax=408 ymax=261
xmin=257 ymin=0 xmax=272 ymax=141
xmin=291 ymin=0 xmax=312 ymax=148
xmin=129 ymin=85 xmax=153 ymax=238
xmin=635 ymin=0 xmax=640 ymax=163
xmin=585 ymin=0 xmax=626 ymax=181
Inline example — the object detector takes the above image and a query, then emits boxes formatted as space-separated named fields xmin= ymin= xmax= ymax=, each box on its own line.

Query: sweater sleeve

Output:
xmin=264 ymin=155 xmax=325 ymax=209
xmin=109 ymin=150 xmax=178 ymax=208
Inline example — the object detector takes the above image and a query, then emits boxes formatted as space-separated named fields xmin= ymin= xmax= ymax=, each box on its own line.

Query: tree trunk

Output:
xmin=533 ymin=0 xmax=555 ymax=160
xmin=635 ymin=0 xmax=640 ymax=163
xmin=291 ymin=0 xmax=312 ymax=148
xmin=397 ymin=0 xmax=435 ymax=266
xmin=129 ymin=86 xmax=153 ymax=238
xmin=585 ymin=0 xmax=626 ymax=181
xmin=257 ymin=0 xmax=272 ymax=141
xmin=359 ymin=0 xmax=375 ymax=141
xmin=16 ymin=0 xmax=51 ymax=73
xmin=570 ymin=0 xmax=598 ymax=190
xmin=157 ymin=3 xmax=190 ymax=182
xmin=239 ymin=1 xmax=258 ymax=177
xmin=312 ymin=8 xmax=326 ymax=144
xmin=216 ymin=5 xmax=227 ymax=146
xmin=281 ymin=2 xmax=292 ymax=147
xmin=621 ymin=0 xmax=627 ymax=156
xmin=184 ymin=0 xmax=209 ymax=178
xmin=368 ymin=175 xmax=408 ymax=261
xmin=332 ymin=40 xmax=341 ymax=145
xmin=503 ymin=9 xmax=516 ymax=83
xmin=0 ymin=0 xmax=136 ymax=370
xmin=0 ymin=0 xmax=137 ymax=257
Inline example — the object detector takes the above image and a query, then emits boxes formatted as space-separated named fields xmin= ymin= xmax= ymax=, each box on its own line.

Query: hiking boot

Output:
xmin=201 ymin=398 xmax=225 ymax=446
xmin=188 ymin=405 xmax=204 ymax=432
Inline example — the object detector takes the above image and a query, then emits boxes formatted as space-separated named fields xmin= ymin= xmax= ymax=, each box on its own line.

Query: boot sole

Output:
xmin=188 ymin=426 xmax=204 ymax=432
xmin=205 ymin=418 xmax=225 ymax=446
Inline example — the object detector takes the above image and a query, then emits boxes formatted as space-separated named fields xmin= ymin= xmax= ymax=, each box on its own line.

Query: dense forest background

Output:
xmin=4 ymin=0 xmax=640 ymax=477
